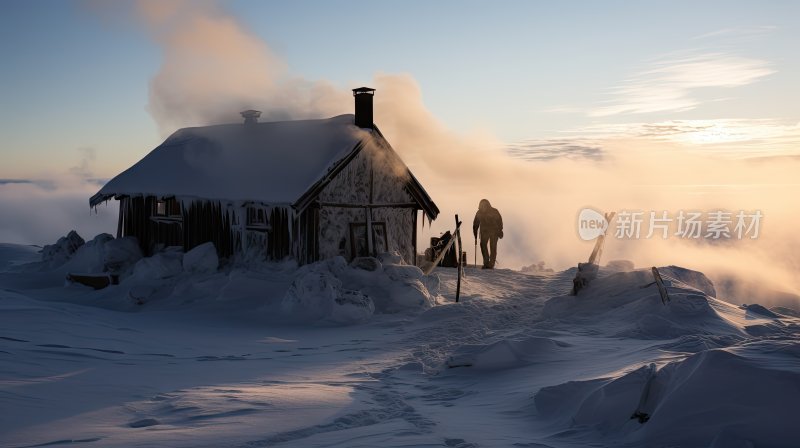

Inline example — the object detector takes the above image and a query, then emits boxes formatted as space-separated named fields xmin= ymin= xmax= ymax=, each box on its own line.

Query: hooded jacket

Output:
xmin=473 ymin=199 xmax=503 ymax=239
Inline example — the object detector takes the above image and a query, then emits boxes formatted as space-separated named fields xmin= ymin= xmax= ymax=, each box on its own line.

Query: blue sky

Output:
xmin=1 ymin=0 xmax=799 ymax=178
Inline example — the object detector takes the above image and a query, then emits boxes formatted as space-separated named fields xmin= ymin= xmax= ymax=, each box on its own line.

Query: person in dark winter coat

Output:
xmin=473 ymin=199 xmax=503 ymax=269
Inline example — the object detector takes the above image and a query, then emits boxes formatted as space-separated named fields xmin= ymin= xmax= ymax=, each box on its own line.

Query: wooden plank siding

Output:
xmin=119 ymin=196 xmax=183 ymax=255
xmin=182 ymin=200 xmax=235 ymax=259
xmin=267 ymin=207 xmax=292 ymax=261
xmin=118 ymin=195 xmax=413 ymax=266
xmin=295 ymin=206 xmax=320 ymax=265
xmin=120 ymin=197 xmax=233 ymax=259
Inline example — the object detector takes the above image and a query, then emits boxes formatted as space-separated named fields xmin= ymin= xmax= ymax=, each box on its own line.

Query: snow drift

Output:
xmin=5 ymin=233 xmax=439 ymax=326
xmin=534 ymin=341 xmax=800 ymax=447
xmin=1 ymin=237 xmax=798 ymax=447
xmin=542 ymin=266 xmax=739 ymax=339
xmin=282 ymin=253 xmax=438 ymax=325
xmin=446 ymin=336 xmax=572 ymax=370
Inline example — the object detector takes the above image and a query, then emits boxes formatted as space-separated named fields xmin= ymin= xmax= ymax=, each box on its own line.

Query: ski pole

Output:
xmin=474 ymin=237 xmax=477 ymax=267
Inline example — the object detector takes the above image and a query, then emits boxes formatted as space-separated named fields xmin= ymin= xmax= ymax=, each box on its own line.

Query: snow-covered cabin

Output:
xmin=90 ymin=88 xmax=439 ymax=265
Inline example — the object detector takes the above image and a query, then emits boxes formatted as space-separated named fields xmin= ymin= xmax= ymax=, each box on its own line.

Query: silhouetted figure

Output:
xmin=473 ymin=199 xmax=503 ymax=269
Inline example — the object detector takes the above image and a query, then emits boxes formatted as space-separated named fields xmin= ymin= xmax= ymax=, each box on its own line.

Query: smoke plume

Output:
xmin=133 ymin=0 xmax=349 ymax=135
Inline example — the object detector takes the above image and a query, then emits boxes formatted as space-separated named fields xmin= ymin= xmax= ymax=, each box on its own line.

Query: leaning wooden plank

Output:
xmin=651 ymin=266 xmax=670 ymax=305
xmin=587 ymin=235 xmax=606 ymax=266
xmin=571 ymin=211 xmax=616 ymax=295
xmin=423 ymin=220 xmax=462 ymax=276
xmin=587 ymin=212 xmax=616 ymax=265
xmin=455 ymin=214 xmax=463 ymax=303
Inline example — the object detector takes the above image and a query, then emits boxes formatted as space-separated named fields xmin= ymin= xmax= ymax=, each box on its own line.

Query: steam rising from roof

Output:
xmin=132 ymin=0 xmax=349 ymax=135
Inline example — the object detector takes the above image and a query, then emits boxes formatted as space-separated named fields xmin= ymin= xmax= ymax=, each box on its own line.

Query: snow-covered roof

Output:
xmin=91 ymin=115 xmax=367 ymax=207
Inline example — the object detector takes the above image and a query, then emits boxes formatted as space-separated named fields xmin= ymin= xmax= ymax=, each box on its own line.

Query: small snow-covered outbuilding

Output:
xmin=91 ymin=88 xmax=439 ymax=265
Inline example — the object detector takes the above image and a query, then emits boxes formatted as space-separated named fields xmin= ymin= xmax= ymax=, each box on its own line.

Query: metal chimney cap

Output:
xmin=240 ymin=110 xmax=262 ymax=119
xmin=352 ymin=87 xmax=375 ymax=96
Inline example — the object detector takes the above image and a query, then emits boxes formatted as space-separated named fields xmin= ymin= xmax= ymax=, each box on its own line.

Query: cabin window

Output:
xmin=153 ymin=198 xmax=181 ymax=218
xmin=246 ymin=207 xmax=270 ymax=231
xmin=349 ymin=222 xmax=388 ymax=258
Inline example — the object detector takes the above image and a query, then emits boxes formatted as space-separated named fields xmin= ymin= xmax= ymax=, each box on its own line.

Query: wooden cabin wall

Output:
xmin=369 ymin=143 xmax=416 ymax=264
xmin=318 ymin=148 xmax=370 ymax=260
xmin=239 ymin=204 xmax=294 ymax=262
xmin=184 ymin=200 xmax=235 ymax=259
xmin=120 ymin=196 xmax=183 ymax=255
xmin=372 ymin=207 xmax=415 ymax=264
xmin=267 ymin=207 xmax=291 ymax=260
xmin=120 ymin=197 xmax=236 ymax=258
xmin=296 ymin=206 xmax=319 ymax=264
xmin=317 ymin=144 xmax=416 ymax=263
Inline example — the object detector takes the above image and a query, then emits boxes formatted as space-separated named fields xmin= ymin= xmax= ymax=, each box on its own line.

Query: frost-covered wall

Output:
xmin=231 ymin=204 xmax=293 ymax=261
xmin=119 ymin=196 xmax=236 ymax=258
xmin=318 ymin=141 xmax=416 ymax=263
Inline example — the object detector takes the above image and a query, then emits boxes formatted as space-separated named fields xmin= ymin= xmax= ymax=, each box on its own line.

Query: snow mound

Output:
xmin=520 ymin=261 xmax=554 ymax=274
xmin=182 ymin=242 xmax=218 ymax=274
xmin=18 ymin=232 xmax=143 ymax=280
xmin=132 ymin=249 xmax=183 ymax=280
xmin=102 ymin=236 xmax=142 ymax=276
xmin=282 ymin=254 xmax=437 ymax=325
xmin=542 ymin=266 xmax=735 ymax=339
xmin=282 ymin=257 xmax=374 ymax=325
xmin=446 ymin=336 xmax=571 ymax=370
xmin=740 ymin=303 xmax=779 ymax=318
xmin=41 ymin=230 xmax=85 ymax=267
xmin=535 ymin=364 xmax=652 ymax=430
xmin=665 ymin=265 xmax=717 ymax=297
xmin=535 ymin=340 xmax=800 ymax=447
xmin=61 ymin=233 xmax=114 ymax=274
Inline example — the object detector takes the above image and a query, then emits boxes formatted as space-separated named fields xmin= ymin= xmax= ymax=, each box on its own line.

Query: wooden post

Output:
xmin=651 ymin=267 xmax=670 ymax=305
xmin=455 ymin=214 xmax=463 ymax=303
xmin=366 ymin=165 xmax=375 ymax=256
xmin=570 ymin=211 xmax=616 ymax=295
xmin=587 ymin=212 xmax=616 ymax=265
xmin=411 ymin=209 xmax=418 ymax=266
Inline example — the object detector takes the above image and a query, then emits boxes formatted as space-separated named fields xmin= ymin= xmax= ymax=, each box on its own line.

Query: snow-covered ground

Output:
xmin=1 ymin=241 xmax=798 ymax=448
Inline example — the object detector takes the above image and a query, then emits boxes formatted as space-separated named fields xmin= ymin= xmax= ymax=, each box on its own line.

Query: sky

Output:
xmin=0 ymin=1 xmax=799 ymax=307
xmin=1 ymin=1 xmax=799 ymax=179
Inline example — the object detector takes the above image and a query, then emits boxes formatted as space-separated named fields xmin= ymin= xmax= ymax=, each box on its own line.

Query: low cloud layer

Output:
xmin=519 ymin=118 xmax=800 ymax=158
xmin=506 ymin=139 xmax=604 ymax=162
xmin=0 ymin=177 xmax=118 ymax=246
xmin=590 ymin=52 xmax=774 ymax=117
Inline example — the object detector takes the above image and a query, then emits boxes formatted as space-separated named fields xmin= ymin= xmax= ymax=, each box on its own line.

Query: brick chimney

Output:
xmin=352 ymin=87 xmax=375 ymax=129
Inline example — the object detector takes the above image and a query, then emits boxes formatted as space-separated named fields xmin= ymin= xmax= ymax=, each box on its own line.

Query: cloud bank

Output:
xmin=590 ymin=52 xmax=774 ymax=117
xmin=0 ymin=175 xmax=118 ymax=247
